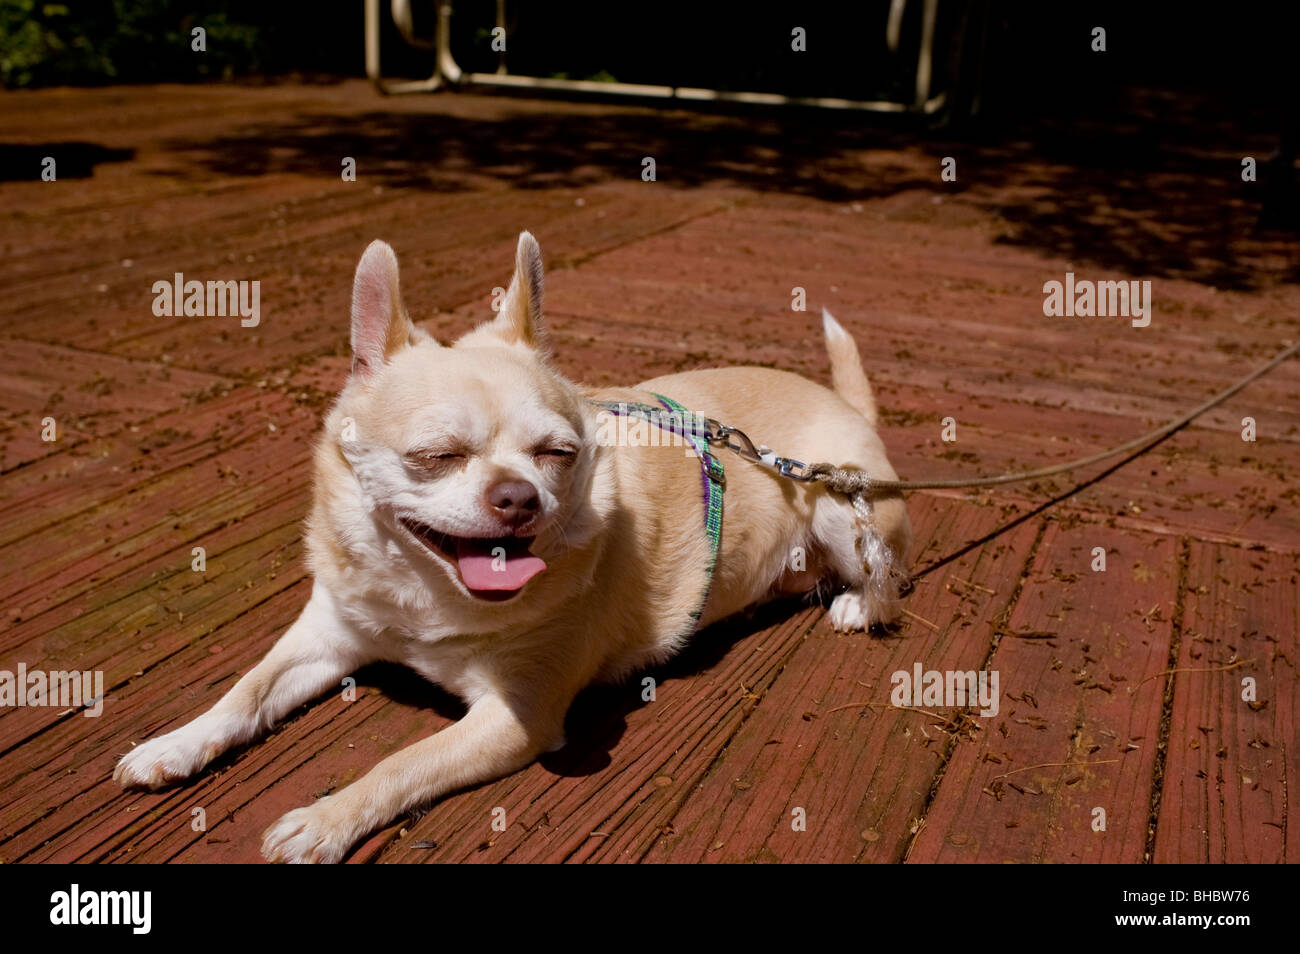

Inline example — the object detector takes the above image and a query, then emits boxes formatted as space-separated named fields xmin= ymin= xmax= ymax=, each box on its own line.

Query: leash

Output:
xmin=700 ymin=337 xmax=1300 ymax=498
xmin=585 ymin=337 xmax=1293 ymax=629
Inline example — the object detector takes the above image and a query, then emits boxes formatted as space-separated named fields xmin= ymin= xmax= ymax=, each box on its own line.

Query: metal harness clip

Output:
xmin=703 ymin=418 xmax=814 ymax=482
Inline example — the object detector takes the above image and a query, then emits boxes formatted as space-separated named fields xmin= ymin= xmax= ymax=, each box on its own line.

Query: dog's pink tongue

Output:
xmin=455 ymin=538 xmax=547 ymax=592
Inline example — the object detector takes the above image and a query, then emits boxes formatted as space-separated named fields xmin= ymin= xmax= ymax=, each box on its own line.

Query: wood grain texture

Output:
xmin=907 ymin=522 xmax=1178 ymax=862
xmin=1153 ymin=542 xmax=1298 ymax=862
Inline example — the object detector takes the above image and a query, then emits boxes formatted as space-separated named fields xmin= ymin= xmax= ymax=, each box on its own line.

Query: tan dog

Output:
xmin=115 ymin=233 xmax=911 ymax=862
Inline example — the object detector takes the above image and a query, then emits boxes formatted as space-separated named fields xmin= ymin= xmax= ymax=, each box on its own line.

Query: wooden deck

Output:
xmin=0 ymin=81 xmax=1296 ymax=863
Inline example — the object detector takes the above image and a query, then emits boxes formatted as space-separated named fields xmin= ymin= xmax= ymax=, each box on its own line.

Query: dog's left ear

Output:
xmin=499 ymin=231 xmax=547 ymax=351
xmin=463 ymin=232 xmax=550 ymax=354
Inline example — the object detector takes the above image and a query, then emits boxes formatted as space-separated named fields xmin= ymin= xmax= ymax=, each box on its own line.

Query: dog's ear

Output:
xmin=350 ymin=239 xmax=417 ymax=378
xmin=462 ymin=232 xmax=549 ymax=354
xmin=498 ymin=231 xmax=547 ymax=351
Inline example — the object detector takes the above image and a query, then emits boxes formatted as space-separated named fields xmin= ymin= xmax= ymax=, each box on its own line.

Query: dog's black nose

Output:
xmin=485 ymin=479 xmax=540 ymax=526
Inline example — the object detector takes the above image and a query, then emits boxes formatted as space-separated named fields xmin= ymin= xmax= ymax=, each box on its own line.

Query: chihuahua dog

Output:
xmin=115 ymin=233 xmax=911 ymax=862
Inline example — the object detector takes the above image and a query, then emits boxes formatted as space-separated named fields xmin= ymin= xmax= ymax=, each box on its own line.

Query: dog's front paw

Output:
xmin=114 ymin=724 xmax=221 ymax=790
xmin=262 ymin=799 xmax=355 ymax=864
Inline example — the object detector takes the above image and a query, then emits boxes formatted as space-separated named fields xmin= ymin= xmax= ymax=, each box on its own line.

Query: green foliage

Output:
xmin=0 ymin=0 xmax=267 ymax=88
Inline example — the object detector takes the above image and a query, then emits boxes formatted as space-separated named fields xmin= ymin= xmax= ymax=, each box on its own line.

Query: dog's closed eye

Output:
xmin=532 ymin=444 xmax=577 ymax=466
xmin=405 ymin=446 xmax=469 ymax=474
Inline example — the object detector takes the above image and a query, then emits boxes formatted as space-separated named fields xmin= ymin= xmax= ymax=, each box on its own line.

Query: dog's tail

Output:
xmin=821 ymin=308 xmax=878 ymax=428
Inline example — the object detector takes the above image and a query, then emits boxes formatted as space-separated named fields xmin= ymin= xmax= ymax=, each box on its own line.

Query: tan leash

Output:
xmin=704 ymin=337 xmax=1300 ymax=498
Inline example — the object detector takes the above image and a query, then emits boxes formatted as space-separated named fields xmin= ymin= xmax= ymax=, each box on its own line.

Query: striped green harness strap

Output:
xmin=588 ymin=393 xmax=724 ymax=630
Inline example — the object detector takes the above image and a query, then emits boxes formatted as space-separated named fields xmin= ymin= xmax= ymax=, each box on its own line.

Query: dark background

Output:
xmin=3 ymin=2 xmax=1296 ymax=128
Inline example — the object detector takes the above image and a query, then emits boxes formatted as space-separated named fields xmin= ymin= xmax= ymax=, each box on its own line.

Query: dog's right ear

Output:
xmin=350 ymin=240 xmax=417 ymax=378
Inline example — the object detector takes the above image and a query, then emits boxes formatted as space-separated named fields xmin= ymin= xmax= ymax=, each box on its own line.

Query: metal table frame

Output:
xmin=364 ymin=0 xmax=951 ymax=115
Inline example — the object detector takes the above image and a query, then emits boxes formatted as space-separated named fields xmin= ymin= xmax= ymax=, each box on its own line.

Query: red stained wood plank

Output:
xmin=0 ymin=386 xmax=323 ymax=771
xmin=0 ymin=338 xmax=230 ymax=472
xmin=1153 ymin=542 xmax=1298 ymax=862
xmin=906 ymin=522 xmax=1179 ymax=862
xmin=0 ymin=386 xmax=316 ymax=612
xmin=0 ymin=509 xmax=307 ymax=753
xmin=0 ymin=581 xmax=311 ymax=859
xmin=545 ymin=206 xmax=1299 ymax=433
xmin=5 ymin=183 xmax=725 ymax=377
xmin=377 ymin=604 xmax=825 ymax=863
xmin=626 ymin=496 xmax=1039 ymax=863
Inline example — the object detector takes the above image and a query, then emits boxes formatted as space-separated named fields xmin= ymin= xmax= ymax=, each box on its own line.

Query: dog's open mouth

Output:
xmin=400 ymin=519 xmax=547 ymax=600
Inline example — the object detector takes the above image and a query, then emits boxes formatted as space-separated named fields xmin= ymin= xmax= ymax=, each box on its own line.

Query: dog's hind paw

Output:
xmin=828 ymin=590 xmax=870 ymax=632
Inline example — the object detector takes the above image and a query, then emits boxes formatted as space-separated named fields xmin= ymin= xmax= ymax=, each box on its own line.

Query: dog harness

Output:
xmin=588 ymin=394 xmax=724 ymax=631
